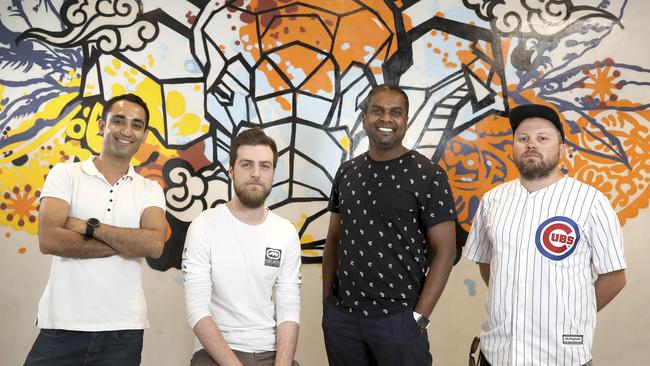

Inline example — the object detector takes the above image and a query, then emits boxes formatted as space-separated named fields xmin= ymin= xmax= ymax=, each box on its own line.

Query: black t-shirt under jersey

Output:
xmin=328 ymin=150 xmax=457 ymax=317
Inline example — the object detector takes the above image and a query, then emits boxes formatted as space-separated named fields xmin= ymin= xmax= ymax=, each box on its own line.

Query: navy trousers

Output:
xmin=24 ymin=329 xmax=143 ymax=366
xmin=322 ymin=296 xmax=432 ymax=366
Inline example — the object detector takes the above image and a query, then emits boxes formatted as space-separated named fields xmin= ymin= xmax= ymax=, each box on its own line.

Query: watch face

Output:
xmin=416 ymin=315 xmax=430 ymax=329
xmin=88 ymin=218 xmax=100 ymax=227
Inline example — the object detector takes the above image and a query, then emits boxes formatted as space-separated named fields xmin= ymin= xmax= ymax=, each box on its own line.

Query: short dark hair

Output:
xmin=229 ymin=127 xmax=278 ymax=168
xmin=360 ymin=83 xmax=409 ymax=115
xmin=102 ymin=93 xmax=150 ymax=128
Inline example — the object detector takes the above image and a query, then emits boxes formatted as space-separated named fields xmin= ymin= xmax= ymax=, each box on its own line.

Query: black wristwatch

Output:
xmin=84 ymin=218 xmax=100 ymax=240
xmin=413 ymin=311 xmax=430 ymax=330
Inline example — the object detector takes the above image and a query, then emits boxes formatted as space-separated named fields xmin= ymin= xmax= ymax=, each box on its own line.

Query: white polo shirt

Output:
xmin=36 ymin=158 xmax=165 ymax=331
xmin=464 ymin=177 xmax=626 ymax=366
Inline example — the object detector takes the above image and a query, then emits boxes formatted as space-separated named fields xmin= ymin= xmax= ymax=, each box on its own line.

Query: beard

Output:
xmin=515 ymin=151 xmax=560 ymax=180
xmin=234 ymin=181 xmax=271 ymax=209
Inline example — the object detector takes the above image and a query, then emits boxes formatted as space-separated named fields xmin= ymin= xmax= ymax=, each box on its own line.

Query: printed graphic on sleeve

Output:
xmin=535 ymin=216 xmax=581 ymax=261
xmin=264 ymin=248 xmax=282 ymax=268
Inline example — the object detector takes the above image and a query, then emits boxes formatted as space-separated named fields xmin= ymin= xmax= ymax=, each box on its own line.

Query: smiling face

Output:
xmin=228 ymin=144 xmax=275 ymax=209
xmin=99 ymin=99 xmax=148 ymax=162
xmin=513 ymin=117 xmax=564 ymax=180
xmin=362 ymin=88 xmax=409 ymax=159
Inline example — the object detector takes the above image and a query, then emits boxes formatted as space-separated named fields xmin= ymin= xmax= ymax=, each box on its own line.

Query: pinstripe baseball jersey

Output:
xmin=464 ymin=177 xmax=626 ymax=366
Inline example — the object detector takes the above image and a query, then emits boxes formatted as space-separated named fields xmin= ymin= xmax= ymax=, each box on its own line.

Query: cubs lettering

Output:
xmin=535 ymin=216 xmax=581 ymax=261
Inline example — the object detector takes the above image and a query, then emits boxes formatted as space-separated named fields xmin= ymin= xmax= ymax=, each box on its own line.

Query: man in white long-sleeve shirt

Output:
xmin=182 ymin=127 xmax=301 ymax=366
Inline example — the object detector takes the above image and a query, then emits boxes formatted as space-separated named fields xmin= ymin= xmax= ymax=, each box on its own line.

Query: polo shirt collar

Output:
xmin=81 ymin=157 xmax=136 ymax=180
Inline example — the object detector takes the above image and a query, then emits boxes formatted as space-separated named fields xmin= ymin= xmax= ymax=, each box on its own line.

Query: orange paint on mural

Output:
xmin=7 ymin=189 xmax=38 ymax=219
xmin=449 ymin=88 xmax=650 ymax=227
xmin=260 ymin=15 xmax=332 ymax=54
xmin=276 ymin=95 xmax=292 ymax=111
xmin=441 ymin=113 xmax=517 ymax=230
xmin=332 ymin=9 xmax=395 ymax=73
xmin=234 ymin=0 xmax=400 ymax=95
xmin=579 ymin=58 xmax=623 ymax=103
xmin=566 ymin=100 xmax=650 ymax=224
xmin=301 ymin=59 xmax=335 ymax=94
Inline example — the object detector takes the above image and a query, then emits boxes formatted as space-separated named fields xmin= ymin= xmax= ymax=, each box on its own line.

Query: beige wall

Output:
xmin=2 ymin=206 xmax=647 ymax=365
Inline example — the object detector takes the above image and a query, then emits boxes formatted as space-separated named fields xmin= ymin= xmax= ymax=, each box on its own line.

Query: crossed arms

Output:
xmin=38 ymin=196 xmax=166 ymax=259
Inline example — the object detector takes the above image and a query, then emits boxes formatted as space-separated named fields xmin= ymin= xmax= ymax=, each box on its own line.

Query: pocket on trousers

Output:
xmin=113 ymin=330 xmax=144 ymax=344
xmin=40 ymin=329 xmax=69 ymax=338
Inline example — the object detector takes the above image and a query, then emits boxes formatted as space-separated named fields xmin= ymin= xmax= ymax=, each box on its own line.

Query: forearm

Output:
xmin=39 ymin=226 xmax=117 ymax=258
xmin=595 ymin=269 xmax=626 ymax=311
xmin=321 ymin=240 xmax=338 ymax=301
xmin=65 ymin=217 xmax=164 ymax=258
xmin=274 ymin=321 xmax=299 ymax=366
xmin=415 ymin=245 xmax=456 ymax=317
xmin=322 ymin=213 xmax=341 ymax=302
xmin=193 ymin=316 xmax=243 ymax=366
xmin=94 ymin=223 xmax=163 ymax=258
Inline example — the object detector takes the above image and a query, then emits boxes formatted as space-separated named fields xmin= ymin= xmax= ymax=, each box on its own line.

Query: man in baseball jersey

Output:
xmin=182 ymin=127 xmax=301 ymax=366
xmin=464 ymin=104 xmax=627 ymax=366
xmin=322 ymin=84 xmax=458 ymax=365
xmin=24 ymin=93 xmax=167 ymax=366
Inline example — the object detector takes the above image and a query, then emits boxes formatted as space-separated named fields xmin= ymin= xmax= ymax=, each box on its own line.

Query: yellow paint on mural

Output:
xmin=0 ymin=93 xmax=80 ymax=164
xmin=134 ymin=77 xmax=164 ymax=134
xmin=83 ymin=102 xmax=105 ymax=154
xmin=300 ymin=234 xmax=320 ymax=257
xmin=173 ymin=113 xmax=201 ymax=136
xmin=340 ymin=136 xmax=350 ymax=151
xmin=103 ymin=66 xmax=117 ymax=76
xmin=111 ymin=83 xmax=126 ymax=99
xmin=166 ymin=91 xmax=186 ymax=118
xmin=59 ymin=69 xmax=82 ymax=88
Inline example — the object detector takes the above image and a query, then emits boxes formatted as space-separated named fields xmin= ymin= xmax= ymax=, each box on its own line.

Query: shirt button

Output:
xmin=107 ymin=208 xmax=111 ymax=212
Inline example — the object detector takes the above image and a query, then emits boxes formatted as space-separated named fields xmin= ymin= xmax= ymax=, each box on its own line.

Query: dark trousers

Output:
xmin=24 ymin=329 xmax=143 ymax=366
xmin=322 ymin=296 xmax=432 ymax=366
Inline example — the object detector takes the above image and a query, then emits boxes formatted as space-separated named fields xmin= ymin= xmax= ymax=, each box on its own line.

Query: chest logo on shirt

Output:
xmin=535 ymin=216 xmax=581 ymax=261
xmin=264 ymin=247 xmax=282 ymax=267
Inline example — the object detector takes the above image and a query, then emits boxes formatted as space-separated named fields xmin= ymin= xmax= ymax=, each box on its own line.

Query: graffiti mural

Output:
xmin=1 ymin=0 xmax=648 ymax=270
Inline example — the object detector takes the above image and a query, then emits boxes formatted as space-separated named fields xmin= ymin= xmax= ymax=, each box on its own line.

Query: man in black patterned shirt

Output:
xmin=322 ymin=84 xmax=457 ymax=365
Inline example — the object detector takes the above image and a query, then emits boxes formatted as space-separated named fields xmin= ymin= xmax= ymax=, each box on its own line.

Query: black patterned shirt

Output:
xmin=328 ymin=150 xmax=457 ymax=317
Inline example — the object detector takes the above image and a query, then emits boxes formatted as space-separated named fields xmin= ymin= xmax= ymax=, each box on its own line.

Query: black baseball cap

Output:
xmin=509 ymin=104 xmax=565 ymax=142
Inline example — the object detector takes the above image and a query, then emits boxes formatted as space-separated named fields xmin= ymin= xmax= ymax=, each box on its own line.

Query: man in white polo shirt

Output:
xmin=464 ymin=104 xmax=626 ymax=366
xmin=24 ymin=93 xmax=167 ymax=366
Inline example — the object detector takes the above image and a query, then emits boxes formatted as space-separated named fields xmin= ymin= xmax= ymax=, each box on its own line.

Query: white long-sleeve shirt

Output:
xmin=182 ymin=204 xmax=301 ymax=352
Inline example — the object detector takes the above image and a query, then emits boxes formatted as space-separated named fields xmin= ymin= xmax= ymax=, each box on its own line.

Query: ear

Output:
xmin=559 ymin=142 xmax=567 ymax=159
xmin=228 ymin=166 xmax=234 ymax=180
xmin=98 ymin=119 xmax=106 ymax=136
